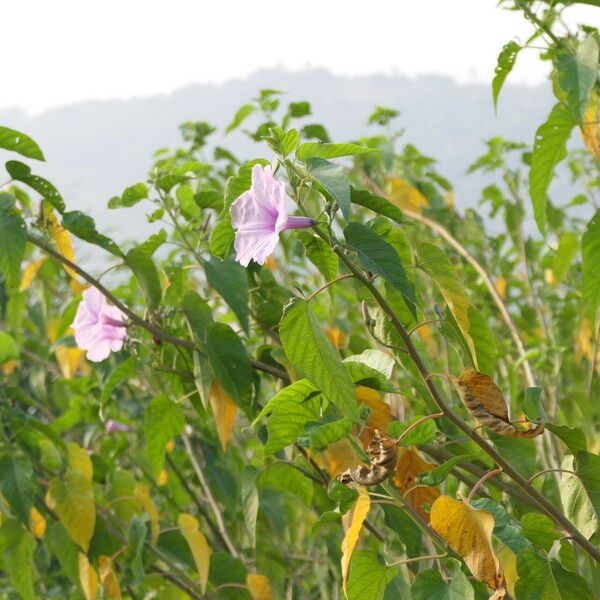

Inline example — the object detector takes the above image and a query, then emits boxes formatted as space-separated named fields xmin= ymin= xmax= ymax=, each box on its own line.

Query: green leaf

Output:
xmin=515 ymin=550 xmax=593 ymax=600
xmin=6 ymin=160 xmax=65 ymax=213
xmin=101 ymin=356 xmax=138 ymax=405
xmin=301 ymin=124 xmax=330 ymax=143
xmin=309 ymin=416 xmax=353 ymax=450
xmin=225 ymin=104 xmax=255 ymax=134
xmin=258 ymin=463 xmax=313 ymax=506
xmin=529 ymin=103 xmax=576 ymax=233
xmin=345 ymin=222 xmax=416 ymax=312
xmin=264 ymin=127 xmax=299 ymax=158
xmin=144 ymin=395 xmax=185 ymax=477
xmin=0 ymin=456 xmax=34 ymax=526
xmin=311 ymin=511 xmax=341 ymax=536
xmin=545 ymin=424 xmax=586 ymax=455
xmin=296 ymin=142 xmax=374 ymax=162
xmin=467 ymin=307 xmax=495 ymax=376
xmin=0 ymin=126 xmax=44 ymax=160
xmin=521 ymin=513 xmax=576 ymax=570
xmin=350 ymin=187 xmax=404 ymax=225
xmin=346 ymin=550 xmax=394 ymax=600
xmin=126 ymin=517 xmax=147 ymax=584
xmin=204 ymin=322 xmax=253 ymax=413
xmin=108 ymin=182 xmax=149 ymax=208
xmin=126 ymin=236 xmax=164 ymax=311
xmin=47 ymin=522 xmax=80 ymax=585
xmin=202 ymin=257 xmax=249 ymax=334
xmin=279 ymin=299 xmax=358 ymax=420
xmin=559 ymin=455 xmax=598 ymax=538
xmin=307 ymin=157 xmax=351 ymax=222
xmin=328 ymin=479 xmax=358 ymax=513
xmin=555 ymin=36 xmax=599 ymax=123
xmin=412 ymin=558 xmax=474 ymax=600
xmin=574 ymin=451 xmax=600 ymax=518
xmin=552 ymin=231 xmax=579 ymax=282
xmin=524 ymin=387 xmax=548 ymax=423
xmin=62 ymin=210 xmax=123 ymax=257
xmin=387 ymin=415 xmax=437 ymax=447
xmin=582 ymin=209 xmax=600 ymax=315
xmin=296 ymin=230 xmax=339 ymax=282
xmin=209 ymin=213 xmax=235 ymax=258
xmin=0 ymin=331 xmax=19 ymax=365
xmin=287 ymin=101 xmax=311 ymax=118
xmin=241 ymin=468 xmax=259 ymax=549
xmin=417 ymin=242 xmax=470 ymax=346
xmin=0 ymin=198 xmax=27 ymax=288
xmin=182 ymin=291 xmax=213 ymax=342
xmin=0 ymin=519 xmax=36 ymax=600
xmin=492 ymin=41 xmax=521 ymax=110
xmin=417 ymin=454 xmax=473 ymax=486
xmin=254 ymin=379 xmax=320 ymax=455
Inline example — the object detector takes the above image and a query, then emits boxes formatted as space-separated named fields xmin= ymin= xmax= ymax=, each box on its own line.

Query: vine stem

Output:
xmin=466 ymin=468 xmax=503 ymax=504
xmin=387 ymin=552 xmax=447 ymax=567
xmin=393 ymin=412 xmax=443 ymax=445
xmin=528 ymin=468 xmax=577 ymax=483
xmin=306 ymin=273 xmax=355 ymax=301
xmin=322 ymin=232 xmax=600 ymax=564
xmin=27 ymin=232 xmax=289 ymax=382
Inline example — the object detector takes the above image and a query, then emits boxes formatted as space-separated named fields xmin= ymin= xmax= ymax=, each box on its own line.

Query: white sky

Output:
xmin=2 ymin=0 xmax=598 ymax=114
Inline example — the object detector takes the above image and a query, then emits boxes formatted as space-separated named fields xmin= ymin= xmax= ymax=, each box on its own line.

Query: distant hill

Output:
xmin=0 ymin=69 xmax=561 ymax=242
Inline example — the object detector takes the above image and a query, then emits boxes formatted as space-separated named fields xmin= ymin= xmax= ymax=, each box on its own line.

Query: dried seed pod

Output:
xmin=450 ymin=368 xmax=544 ymax=438
xmin=337 ymin=430 xmax=397 ymax=486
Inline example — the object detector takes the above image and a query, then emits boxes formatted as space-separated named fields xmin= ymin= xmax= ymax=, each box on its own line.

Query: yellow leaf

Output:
xmin=78 ymin=553 xmax=99 ymax=600
xmin=387 ymin=177 xmax=429 ymax=212
xmin=135 ymin=484 xmax=160 ymax=545
xmin=1 ymin=360 xmax=18 ymax=375
xmin=20 ymin=258 xmax=46 ymax=291
xmin=430 ymin=495 xmax=504 ymax=591
xmin=394 ymin=447 xmax=440 ymax=522
xmin=493 ymin=276 xmax=507 ymax=300
xmin=417 ymin=322 xmax=437 ymax=357
xmin=355 ymin=386 xmax=392 ymax=447
xmin=46 ymin=210 xmax=78 ymax=281
xmin=246 ymin=573 xmax=274 ymax=600
xmin=30 ymin=507 xmax=46 ymax=539
xmin=544 ymin=268 xmax=557 ymax=286
xmin=47 ymin=321 xmax=86 ymax=378
xmin=46 ymin=442 xmax=96 ymax=551
xmin=264 ymin=255 xmax=277 ymax=272
xmin=178 ymin=513 xmax=211 ymax=593
xmin=341 ymin=486 xmax=370 ymax=593
xmin=209 ymin=379 xmax=238 ymax=451
xmin=497 ymin=546 xmax=518 ymax=597
xmin=326 ymin=439 xmax=360 ymax=478
xmin=165 ymin=439 xmax=175 ymax=453
xmin=325 ymin=327 xmax=347 ymax=349
xmin=157 ymin=468 xmax=169 ymax=486
xmin=575 ymin=318 xmax=594 ymax=364
xmin=581 ymin=91 xmax=600 ymax=162
xmin=99 ymin=556 xmax=122 ymax=600
xmin=450 ymin=368 xmax=544 ymax=438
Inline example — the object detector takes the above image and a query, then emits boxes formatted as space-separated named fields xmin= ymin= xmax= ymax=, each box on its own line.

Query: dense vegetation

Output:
xmin=0 ymin=1 xmax=599 ymax=598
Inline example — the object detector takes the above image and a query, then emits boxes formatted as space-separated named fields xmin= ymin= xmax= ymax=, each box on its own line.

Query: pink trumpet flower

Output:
xmin=71 ymin=287 xmax=127 ymax=362
xmin=230 ymin=164 xmax=315 ymax=267
xmin=105 ymin=419 xmax=130 ymax=433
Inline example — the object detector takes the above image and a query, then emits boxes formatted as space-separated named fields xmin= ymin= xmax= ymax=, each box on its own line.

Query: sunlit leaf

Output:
xmin=0 ymin=126 xmax=45 ymax=160
xmin=341 ymin=486 xmax=370 ymax=593
xmin=99 ymin=556 xmax=122 ymax=600
xmin=209 ymin=378 xmax=239 ymax=451
xmin=246 ymin=573 xmax=274 ymax=600
xmin=178 ymin=513 xmax=212 ymax=593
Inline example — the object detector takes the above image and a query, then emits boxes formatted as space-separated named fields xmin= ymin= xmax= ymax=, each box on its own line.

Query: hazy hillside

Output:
xmin=0 ymin=69 xmax=559 ymax=241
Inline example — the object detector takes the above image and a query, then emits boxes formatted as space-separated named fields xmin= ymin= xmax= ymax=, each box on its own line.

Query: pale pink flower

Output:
xmin=230 ymin=164 xmax=315 ymax=267
xmin=72 ymin=287 xmax=127 ymax=362
xmin=105 ymin=419 xmax=130 ymax=433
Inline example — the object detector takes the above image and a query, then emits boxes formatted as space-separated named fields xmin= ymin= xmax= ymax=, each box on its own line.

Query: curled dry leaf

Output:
xmin=341 ymin=486 xmax=371 ymax=594
xmin=450 ymin=367 xmax=544 ymax=438
xmin=430 ymin=495 xmax=505 ymax=594
xmin=338 ymin=430 xmax=397 ymax=486
xmin=394 ymin=446 xmax=440 ymax=522
xmin=246 ymin=573 xmax=274 ymax=600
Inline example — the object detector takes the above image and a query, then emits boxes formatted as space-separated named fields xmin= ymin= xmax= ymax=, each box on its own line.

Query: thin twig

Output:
xmin=466 ymin=467 xmax=503 ymax=503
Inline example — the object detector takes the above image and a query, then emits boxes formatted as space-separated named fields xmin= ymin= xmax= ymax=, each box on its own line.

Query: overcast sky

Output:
xmin=3 ymin=0 xmax=598 ymax=114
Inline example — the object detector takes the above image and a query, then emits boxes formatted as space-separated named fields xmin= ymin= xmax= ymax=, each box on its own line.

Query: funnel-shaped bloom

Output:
xmin=72 ymin=287 xmax=127 ymax=362
xmin=105 ymin=419 xmax=130 ymax=433
xmin=230 ymin=164 xmax=315 ymax=267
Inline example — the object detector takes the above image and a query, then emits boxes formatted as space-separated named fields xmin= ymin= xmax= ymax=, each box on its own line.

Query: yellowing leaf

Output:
xmin=30 ymin=507 xmax=46 ymax=539
xmin=20 ymin=258 xmax=46 ymax=290
xmin=581 ymin=91 xmax=600 ymax=161
xmin=450 ymin=368 xmax=544 ymax=438
xmin=394 ymin=447 xmax=440 ymax=522
xmin=325 ymin=327 xmax=347 ymax=349
xmin=1 ymin=359 xmax=18 ymax=375
xmin=497 ymin=546 xmax=518 ymax=597
xmin=575 ymin=318 xmax=594 ymax=364
xmin=157 ymin=469 xmax=169 ymax=486
xmin=165 ymin=439 xmax=175 ymax=453
xmin=246 ymin=573 xmax=274 ymax=600
xmin=417 ymin=322 xmax=437 ymax=357
xmin=46 ymin=210 xmax=78 ymax=280
xmin=135 ymin=484 xmax=160 ymax=545
xmin=78 ymin=553 xmax=99 ymax=600
xmin=387 ymin=177 xmax=429 ymax=212
xmin=326 ymin=439 xmax=360 ymax=478
xmin=47 ymin=321 xmax=86 ymax=379
xmin=99 ymin=556 xmax=122 ymax=600
xmin=494 ymin=276 xmax=507 ymax=300
xmin=178 ymin=513 xmax=211 ymax=593
xmin=430 ymin=495 xmax=504 ymax=591
xmin=209 ymin=378 xmax=238 ymax=451
xmin=46 ymin=442 xmax=96 ymax=551
xmin=544 ymin=268 xmax=558 ymax=286
xmin=341 ymin=486 xmax=370 ymax=593
xmin=355 ymin=386 xmax=392 ymax=447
